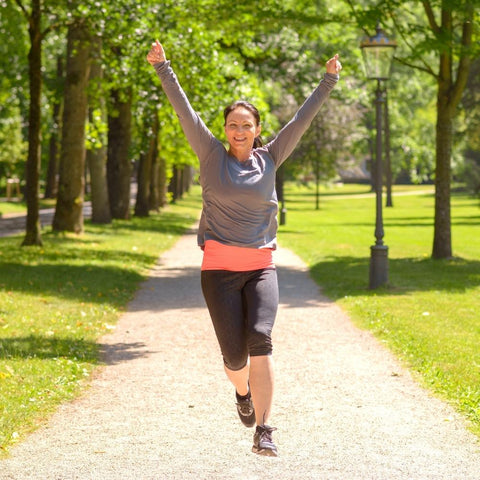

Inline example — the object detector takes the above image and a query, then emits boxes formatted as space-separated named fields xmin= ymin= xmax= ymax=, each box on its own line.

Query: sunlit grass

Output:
xmin=279 ymin=182 xmax=480 ymax=437
xmin=0 ymin=189 xmax=201 ymax=455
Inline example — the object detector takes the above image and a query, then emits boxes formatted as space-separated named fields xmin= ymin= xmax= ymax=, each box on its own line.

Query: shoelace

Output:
xmin=258 ymin=425 xmax=277 ymax=442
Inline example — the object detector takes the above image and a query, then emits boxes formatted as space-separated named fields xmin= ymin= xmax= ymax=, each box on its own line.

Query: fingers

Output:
xmin=326 ymin=54 xmax=342 ymax=74
xmin=147 ymin=39 xmax=166 ymax=65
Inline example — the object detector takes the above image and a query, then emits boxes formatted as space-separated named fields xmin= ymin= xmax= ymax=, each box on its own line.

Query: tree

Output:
xmin=421 ymin=2 xmax=475 ymax=259
xmin=44 ymin=55 xmax=63 ymax=199
xmin=16 ymin=0 xmax=44 ymax=245
xmin=86 ymin=35 xmax=111 ymax=224
xmin=134 ymin=111 xmax=158 ymax=217
xmin=52 ymin=19 xmax=92 ymax=233
xmin=107 ymin=86 xmax=132 ymax=219
xmin=347 ymin=0 xmax=477 ymax=259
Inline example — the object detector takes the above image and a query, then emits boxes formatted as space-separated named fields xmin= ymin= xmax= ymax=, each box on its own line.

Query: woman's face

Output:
xmin=224 ymin=107 xmax=261 ymax=156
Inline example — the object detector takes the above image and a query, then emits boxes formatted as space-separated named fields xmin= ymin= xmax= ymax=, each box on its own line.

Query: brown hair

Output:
xmin=223 ymin=100 xmax=263 ymax=148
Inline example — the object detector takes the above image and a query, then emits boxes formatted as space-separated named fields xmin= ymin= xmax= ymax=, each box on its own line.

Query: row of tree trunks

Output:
xmin=39 ymin=52 xmax=173 ymax=228
xmin=169 ymin=165 xmax=194 ymax=202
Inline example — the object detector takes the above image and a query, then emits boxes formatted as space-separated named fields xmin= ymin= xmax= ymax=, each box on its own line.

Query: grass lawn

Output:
xmin=0 ymin=194 xmax=200 ymax=455
xmin=278 ymin=182 xmax=480 ymax=437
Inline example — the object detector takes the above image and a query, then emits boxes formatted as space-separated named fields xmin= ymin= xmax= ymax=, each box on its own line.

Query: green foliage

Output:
xmin=388 ymin=72 xmax=437 ymax=183
xmin=0 ymin=2 xmax=29 ymax=183
xmin=1 ymin=0 xmax=478 ymax=223
xmin=346 ymin=0 xmax=478 ymax=188
xmin=0 ymin=102 xmax=27 ymax=181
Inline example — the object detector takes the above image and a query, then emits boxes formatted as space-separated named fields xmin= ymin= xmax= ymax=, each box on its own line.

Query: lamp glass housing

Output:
xmin=360 ymin=27 xmax=397 ymax=80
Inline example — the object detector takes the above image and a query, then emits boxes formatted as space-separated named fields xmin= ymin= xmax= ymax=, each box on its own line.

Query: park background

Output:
xmin=0 ymin=0 xmax=479 ymax=456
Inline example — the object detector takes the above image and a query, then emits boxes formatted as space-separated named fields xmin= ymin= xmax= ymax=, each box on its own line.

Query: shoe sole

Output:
xmin=252 ymin=446 xmax=278 ymax=457
xmin=241 ymin=419 xmax=256 ymax=428
xmin=236 ymin=405 xmax=255 ymax=427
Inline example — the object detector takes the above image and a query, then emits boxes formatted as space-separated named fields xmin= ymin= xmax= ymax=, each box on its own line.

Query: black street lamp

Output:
xmin=360 ymin=24 xmax=397 ymax=289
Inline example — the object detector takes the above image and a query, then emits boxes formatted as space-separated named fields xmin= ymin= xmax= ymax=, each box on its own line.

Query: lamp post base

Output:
xmin=369 ymin=245 xmax=388 ymax=289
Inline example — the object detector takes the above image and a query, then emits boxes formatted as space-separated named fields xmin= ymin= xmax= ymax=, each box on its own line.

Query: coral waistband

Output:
xmin=201 ymin=240 xmax=274 ymax=271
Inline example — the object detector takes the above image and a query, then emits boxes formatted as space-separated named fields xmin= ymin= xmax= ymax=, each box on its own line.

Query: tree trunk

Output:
xmin=169 ymin=166 xmax=179 ymax=202
xmin=22 ymin=0 xmax=42 ymax=246
xmin=183 ymin=165 xmax=193 ymax=194
xmin=428 ymin=3 xmax=473 ymax=259
xmin=52 ymin=21 xmax=91 ymax=233
xmin=157 ymin=155 xmax=168 ymax=209
xmin=107 ymin=88 xmax=132 ymax=219
xmin=44 ymin=56 xmax=63 ymax=199
xmin=87 ymin=36 xmax=111 ymax=224
xmin=432 ymin=94 xmax=453 ymax=259
xmin=149 ymin=154 xmax=159 ymax=211
xmin=135 ymin=113 xmax=158 ymax=217
xmin=169 ymin=165 xmax=185 ymax=202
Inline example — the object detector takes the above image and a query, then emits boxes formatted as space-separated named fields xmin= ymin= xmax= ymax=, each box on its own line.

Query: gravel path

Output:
xmin=1 ymin=229 xmax=479 ymax=479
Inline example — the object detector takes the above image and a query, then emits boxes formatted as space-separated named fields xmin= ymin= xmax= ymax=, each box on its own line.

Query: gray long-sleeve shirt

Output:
xmin=154 ymin=61 xmax=338 ymax=250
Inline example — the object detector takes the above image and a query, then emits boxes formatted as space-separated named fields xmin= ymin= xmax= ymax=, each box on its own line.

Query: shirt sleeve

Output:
xmin=153 ymin=61 xmax=220 ymax=162
xmin=265 ymin=72 xmax=339 ymax=168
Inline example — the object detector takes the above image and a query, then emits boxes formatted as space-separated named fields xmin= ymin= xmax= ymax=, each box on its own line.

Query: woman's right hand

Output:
xmin=147 ymin=39 xmax=166 ymax=65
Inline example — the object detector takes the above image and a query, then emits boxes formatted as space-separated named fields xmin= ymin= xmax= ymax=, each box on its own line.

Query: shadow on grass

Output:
xmin=0 ymin=335 xmax=98 ymax=361
xmin=0 ymin=209 xmax=201 ymax=303
xmin=0 ymin=335 xmax=152 ymax=365
xmin=310 ymin=255 xmax=480 ymax=298
xmin=85 ymin=210 xmax=199 ymax=236
xmin=0 ymin=262 xmax=146 ymax=306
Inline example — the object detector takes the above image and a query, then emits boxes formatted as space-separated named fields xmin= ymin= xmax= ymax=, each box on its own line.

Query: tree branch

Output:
xmin=421 ymin=0 xmax=440 ymax=34
xmin=387 ymin=5 xmax=437 ymax=78
xmin=394 ymin=55 xmax=438 ymax=78
xmin=13 ymin=0 xmax=28 ymax=19
xmin=449 ymin=6 xmax=474 ymax=111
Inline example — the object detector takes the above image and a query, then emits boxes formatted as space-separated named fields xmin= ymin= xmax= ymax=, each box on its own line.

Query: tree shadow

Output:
xmin=310 ymin=255 xmax=480 ymax=298
xmin=0 ymin=261 xmax=146 ymax=305
xmin=125 ymin=265 xmax=205 ymax=312
xmin=98 ymin=341 xmax=154 ymax=365
xmin=0 ymin=335 xmax=98 ymax=361
xmin=0 ymin=335 xmax=152 ymax=365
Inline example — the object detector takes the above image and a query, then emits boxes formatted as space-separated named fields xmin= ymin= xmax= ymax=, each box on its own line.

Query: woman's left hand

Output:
xmin=326 ymin=54 xmax=342 ymax=74
xmin=147 ymin=39 xmax=166 ymax=66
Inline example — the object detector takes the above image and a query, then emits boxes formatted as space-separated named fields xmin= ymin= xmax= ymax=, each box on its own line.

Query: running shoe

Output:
xmin=252 ymin=424 xmax=278 ymax=457
xmin=236 ymin=389 xmax=255 ymax=428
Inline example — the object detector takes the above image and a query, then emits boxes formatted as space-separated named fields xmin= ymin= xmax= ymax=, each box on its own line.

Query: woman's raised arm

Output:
xmin=146 ymin=40 xmax=220 ymax=162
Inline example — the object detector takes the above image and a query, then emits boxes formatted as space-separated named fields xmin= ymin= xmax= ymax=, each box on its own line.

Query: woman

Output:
xmin=147 ymin=40 xmax=341 ymax=457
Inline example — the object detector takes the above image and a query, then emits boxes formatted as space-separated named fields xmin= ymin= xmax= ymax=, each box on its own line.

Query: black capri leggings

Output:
xmin=201 ymin=268 xmax=279 ymax=371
